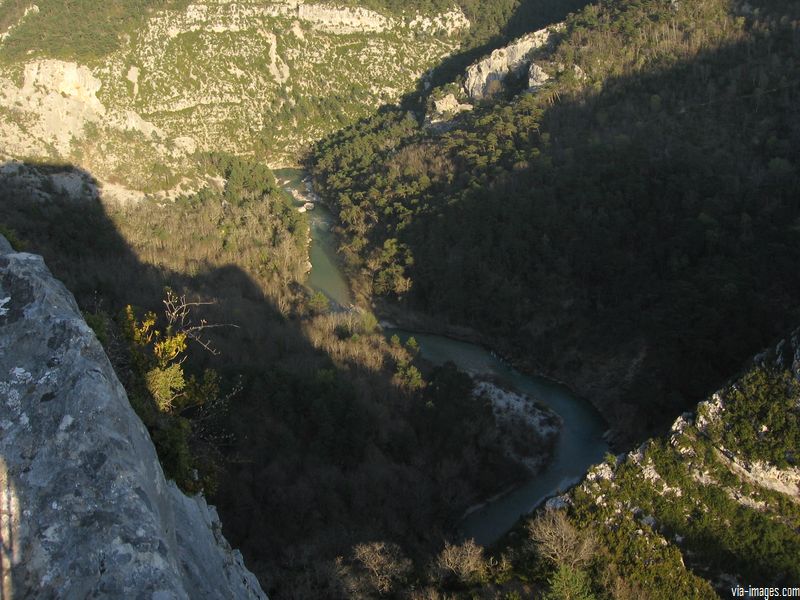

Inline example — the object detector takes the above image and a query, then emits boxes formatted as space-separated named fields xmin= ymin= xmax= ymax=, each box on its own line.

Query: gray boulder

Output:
xmin=0 ymin=237 xmax=266 ymax=599
xmin=527 ymin=63 xmax=550 ymax=91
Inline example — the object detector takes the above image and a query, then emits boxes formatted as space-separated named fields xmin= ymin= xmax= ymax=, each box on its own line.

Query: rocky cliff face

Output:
xmin=426 ymin=92 xmax=473 ymax=126
xmin=463 ymin=25 xmax=559 ymax=100
xmin=0 ymin=1 xmax=470 ymax=197
xmin=0 ymin=236 xmax=266 ymax=599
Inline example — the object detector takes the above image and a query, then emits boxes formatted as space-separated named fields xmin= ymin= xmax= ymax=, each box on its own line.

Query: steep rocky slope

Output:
xmin=0 ymin=0 xmax=469 ymax=198
xmin=564 ymin=328 xmax=800 ymax=595
xmin=425 ymin=327 xmax=800 ymax=598
xmin=462 ymin=24 xmax=559 ymax=100
xmin=424 ymin=22 xmax=563 ymax=124
xmin=0 ymin=235 xmax=266 ymax=599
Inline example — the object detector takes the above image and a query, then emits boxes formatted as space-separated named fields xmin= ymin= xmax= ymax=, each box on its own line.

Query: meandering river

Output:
xmin=278 ymin=169 xmax=609 ymax=546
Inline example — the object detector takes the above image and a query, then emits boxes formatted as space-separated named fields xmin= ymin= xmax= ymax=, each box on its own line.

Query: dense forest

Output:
xmin=0 ymin=158 xmax=531 ymax=598
xmin=3 ymin=0 xmax=800 ymax=597
xmin=311 ymin=0 xmax=800 ymax=443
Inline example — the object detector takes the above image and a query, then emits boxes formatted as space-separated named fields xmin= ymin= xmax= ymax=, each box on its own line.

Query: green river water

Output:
xmin=275 ymin=168 xmax=352 ymax=309
xmin=278 ymin=168 xmax=609 ymax=546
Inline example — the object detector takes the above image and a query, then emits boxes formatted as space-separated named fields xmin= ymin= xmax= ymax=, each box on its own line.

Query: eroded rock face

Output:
xmin=464 ymin=26 xmax=559 ymax=100
xmin=0 ymin=60 xmax=107 ymax=156
xmin=0 ymin=237 xmax=266 ymax=599
xmin=527 ymin=62 xmax=550 ymax=90
xmin=427 ymin=93 xmax=473 ymax=125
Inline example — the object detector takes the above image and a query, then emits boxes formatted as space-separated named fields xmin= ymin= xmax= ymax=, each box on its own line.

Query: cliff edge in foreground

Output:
xmin=0 ymin=235 xmax=266 ymax=599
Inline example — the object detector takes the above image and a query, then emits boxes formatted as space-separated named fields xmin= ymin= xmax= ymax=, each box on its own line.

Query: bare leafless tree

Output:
xmin=434 ymin=539 xmax=486 ymax=585
xmin=352 ymin=541 xmax=412 ymax=595
xmin=526 ymin=510 xmax=596 ymax=569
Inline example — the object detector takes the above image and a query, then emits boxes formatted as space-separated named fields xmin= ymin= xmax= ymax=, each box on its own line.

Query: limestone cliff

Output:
xmin=426 ymin=92 xmax=473 ymax=126
xmin=463 ymin=25 xmax=560 ymax=100
xmin=0 ymin=1 xmax=470 ymax=197
xmin=0 ymin=236 xmax=266 ymax=599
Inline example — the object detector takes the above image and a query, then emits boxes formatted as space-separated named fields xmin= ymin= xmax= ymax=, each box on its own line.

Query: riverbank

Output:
xmin=375 ymin=297 xmax=628 ymax=450
xmin=451 ymin=378 xmax=563 ymax=526
xmin=276 ymin=168 xmax=355 ymax=309
xmin=384 ymin=328 xmax=608 ymax=545
xmin=474 ymin=378 xmax=562 ymax=474
xmin=302 ymin=169 xmax=652 ymax=451
xmin=281 ymin=168 xmax=610 ymax=545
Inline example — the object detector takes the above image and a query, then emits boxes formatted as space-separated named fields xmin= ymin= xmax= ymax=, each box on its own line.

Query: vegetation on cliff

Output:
xmin=0 ymin=0 xmax=189 ymax=63
xmin=0 ymin=0 xmax=564 ymax=65
xmin=363 ymin=337 xmax=799 ymax=599
xmin=0 ymin=0 xmax=474 ymax=178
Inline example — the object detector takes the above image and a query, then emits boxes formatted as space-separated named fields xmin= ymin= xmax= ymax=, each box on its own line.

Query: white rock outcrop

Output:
xmin=428 ymin=93 xmax=473 ymax=124
xmin=571 ymin=63 xmax=587 ymax=82
xmin=126 ymin=65 xmax=140 ymax=98
xmin=408 ymin=8 xmax=469 ymax=35
xmin=464 ymin=26 xmax=560 ymax=100
xmin=0 ymin=59 xmax=175 ymax=164
xmin=474 ymin=380 xmax=561 ymax=472
xmin=724 ymin=457 xmax=800 ymax=498
xmin=585 ymin=461 xmax=615 ymax=483
xmin=0 ymin=60 xmax=106 ymax=155
xmin=297 ymin=2 xmax=389 ymax=34
xmin=0 ymin=237 xmax=267 ymax=599
xmin=528 ymin=62 xmax=550 ymax=90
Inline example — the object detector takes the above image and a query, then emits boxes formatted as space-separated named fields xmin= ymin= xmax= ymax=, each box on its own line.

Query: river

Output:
xmin=275 ymin=168 xmax=352 ymax=309
xmin=277 ymin=168 xmax=609 ymax=546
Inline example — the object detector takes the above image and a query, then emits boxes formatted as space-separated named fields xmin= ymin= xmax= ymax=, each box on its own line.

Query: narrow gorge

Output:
xmin=1 ymin=0 xmax=799 ymax=598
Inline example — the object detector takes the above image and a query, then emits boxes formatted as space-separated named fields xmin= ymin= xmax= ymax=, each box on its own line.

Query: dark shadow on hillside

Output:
xmin=0 ymin=162 xmax=383 ymax=597
xmin=0 ymin=161 xmax=327 ymax=596
xmin=502 ymin=0 xmax=590 ymax=39
xmin=0 ymin=163 xmax=301 ymax=367
xmin=0 ymin=162 xmax=526 ymax=599
xmin=404 ymin=30 xmax=800 ymax=438
xmin=311 ymin=3 xmax=800 ymax=455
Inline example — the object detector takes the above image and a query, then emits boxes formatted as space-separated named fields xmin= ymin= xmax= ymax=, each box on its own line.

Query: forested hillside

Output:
xmin=0 ymin=158 xmax=530 ymax=598
xmin=311 ymin=0 xmax=800 ymax=442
